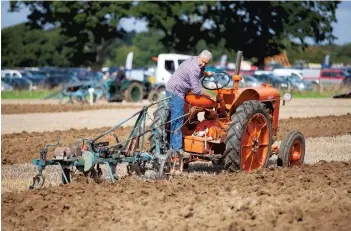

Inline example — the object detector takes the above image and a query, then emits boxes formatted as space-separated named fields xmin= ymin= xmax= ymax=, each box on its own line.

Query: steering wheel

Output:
xmin=201 ymin=72 xmax=231 ymax=90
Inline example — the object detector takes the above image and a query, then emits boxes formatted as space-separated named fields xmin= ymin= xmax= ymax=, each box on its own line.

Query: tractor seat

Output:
xmin=185 ymin=93 xmax=217 ymax=108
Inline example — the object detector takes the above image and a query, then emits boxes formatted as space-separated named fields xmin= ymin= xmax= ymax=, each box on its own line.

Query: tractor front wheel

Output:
xmin=277 ymin=131 xmax=305 ymax=167
xmin=223 ymin=100 xmax=272 ymax=172
xmin=124 ymin=82 xmax=144 ymax=102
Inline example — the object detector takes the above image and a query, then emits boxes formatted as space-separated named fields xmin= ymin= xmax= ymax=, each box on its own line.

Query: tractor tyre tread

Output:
xmin=124 ymin=82 xmax=144 ymax=102
xmin=223 ymin=100 xmax=272 ymax=172
xmin=148 ymin=90 xmax=161 ymax=102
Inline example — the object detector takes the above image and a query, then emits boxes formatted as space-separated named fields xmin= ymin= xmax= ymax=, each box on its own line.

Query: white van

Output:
xmin=272 ymin=68 xmax=303 ymax=79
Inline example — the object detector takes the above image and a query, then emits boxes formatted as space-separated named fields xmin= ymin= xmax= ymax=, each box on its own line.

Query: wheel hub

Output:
xmin=251 ymin=138 xmax=259 ymax=153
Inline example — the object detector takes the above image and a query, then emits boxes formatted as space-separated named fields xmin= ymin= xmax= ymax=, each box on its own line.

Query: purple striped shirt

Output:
xmin=166 ymin=56 xmax=204 ymax=98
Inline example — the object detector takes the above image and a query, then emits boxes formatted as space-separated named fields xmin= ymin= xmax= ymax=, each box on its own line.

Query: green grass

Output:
xmin=1 ymin=90 xmax=52 ymax=99
xmin=286 ymin=91 xmax=335 ymax=98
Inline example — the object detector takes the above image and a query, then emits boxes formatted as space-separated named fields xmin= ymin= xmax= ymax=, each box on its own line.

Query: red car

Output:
xmin=319 ymin=69 xmax=349 ymax=86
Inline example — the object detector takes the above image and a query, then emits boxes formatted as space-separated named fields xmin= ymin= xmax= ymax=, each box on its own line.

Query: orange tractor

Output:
xmin=151 ymin=51 xmax=305 ymax=172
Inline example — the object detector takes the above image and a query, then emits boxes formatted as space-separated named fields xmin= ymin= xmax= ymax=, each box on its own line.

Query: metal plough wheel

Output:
xmin=29 ymin=173 xmax=45 ymax=190
xmin=158 ymin=150 xmax=183 ymax=179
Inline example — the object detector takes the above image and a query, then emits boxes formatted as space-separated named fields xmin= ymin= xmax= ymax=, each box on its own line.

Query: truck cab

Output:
xmin=153 ymin=53 xmax=191 ymax=85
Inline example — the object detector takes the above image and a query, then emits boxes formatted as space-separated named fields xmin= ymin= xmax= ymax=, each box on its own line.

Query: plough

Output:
xmin=43 ymin=80 xmax=106 ymax=104
xmin=29 ymin=97 xmax=184 ymax=189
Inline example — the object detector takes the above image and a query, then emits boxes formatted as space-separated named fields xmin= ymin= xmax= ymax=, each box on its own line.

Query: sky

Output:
xmin=1 ymin=1 xmax=351 ymax=45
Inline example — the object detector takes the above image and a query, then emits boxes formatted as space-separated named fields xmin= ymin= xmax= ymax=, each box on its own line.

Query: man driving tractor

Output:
xmin=166 ymin=50 xmax=214 ymax=157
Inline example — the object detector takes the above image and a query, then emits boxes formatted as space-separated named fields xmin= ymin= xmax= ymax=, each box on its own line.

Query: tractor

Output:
xmin=29 ymin=51 xmax=305 ymax=189
xmin=105 ymin=78 xmax=150 ymax=103
xmin=150 ymin=51 xmax=305 ymax=172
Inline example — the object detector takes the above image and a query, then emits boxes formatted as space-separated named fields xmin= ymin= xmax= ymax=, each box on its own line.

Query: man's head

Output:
xmin=198 ymin=50 xmax=212 ymax=68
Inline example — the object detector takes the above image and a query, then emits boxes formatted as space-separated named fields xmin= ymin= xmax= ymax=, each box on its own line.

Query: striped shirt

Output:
xmin=166 ymin=56 xmax=204 ymax=98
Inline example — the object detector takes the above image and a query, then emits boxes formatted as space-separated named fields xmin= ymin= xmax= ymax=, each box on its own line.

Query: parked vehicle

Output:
xmin=19 ymin=70 xmax=46 ymax=88
xmin=272 ymin=68 xmax=303 ymax=79
xmin=226 ymin=75 xmax=263 ymax=88
xmin=253 ymin=73 xmax=289 ymax=90
xmin=1 ymin=76 xmax=33 ymax=90
xmin=300 ymin=68 xmax=349 ymax=89
xmin=1 ymin=70 xmax=23 ymax=78
xmin=37 ymin=74 xmax=79 ymax=89
xmin=1 ymin=81 xmax=14 ymax=91
xmin=319 ymin=69 xmax=350 ymax=87
xmin=281 ymin=75 xmax=313 ymax=91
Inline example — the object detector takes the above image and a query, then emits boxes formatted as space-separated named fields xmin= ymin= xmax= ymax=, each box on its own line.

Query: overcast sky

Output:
xmin=1 ymin=1 xmax=351 ymax=45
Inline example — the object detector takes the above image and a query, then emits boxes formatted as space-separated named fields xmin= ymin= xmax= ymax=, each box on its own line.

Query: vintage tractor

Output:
xmin=150 ymin=51 xmax=305 ymax=172
xmin=29 ymin=51 xmax=305 ymax=189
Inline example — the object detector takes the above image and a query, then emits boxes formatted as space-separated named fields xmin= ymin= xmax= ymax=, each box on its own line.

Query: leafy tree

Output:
xmin=286 ymin=43 xmax=351 ymax=65
xmin=1 ymin=23 xmax=72 ymax=67
xmin=10 ymin=1 xmax=133 ymax=69
xmin=105 ymin=29 xmax=167 ymax=68
xmin=132 ymin=1 xmax=340 ymax=68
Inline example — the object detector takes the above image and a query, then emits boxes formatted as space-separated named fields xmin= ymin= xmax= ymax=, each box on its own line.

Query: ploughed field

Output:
xmin=1 ymin=99 xmax=351 ymax=231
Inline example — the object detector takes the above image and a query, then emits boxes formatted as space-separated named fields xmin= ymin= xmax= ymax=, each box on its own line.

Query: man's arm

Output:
xmin=189 ymin=71 xmax=214 ymax=99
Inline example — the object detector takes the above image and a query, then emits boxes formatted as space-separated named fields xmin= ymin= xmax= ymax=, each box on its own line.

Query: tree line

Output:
xmin=2 ymin=1 xmax=349 ymax=69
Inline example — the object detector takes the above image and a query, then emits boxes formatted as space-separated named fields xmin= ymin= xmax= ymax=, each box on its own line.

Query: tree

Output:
xmin=10 ymin=1 xmax=133 ymax=69
xmin=105 ymin=29 xmax=167 ymax=68
xmin=132 ymin=1 xmax=340 ymax=68
xmin=1 ymin=23 xmax=72 ymax=67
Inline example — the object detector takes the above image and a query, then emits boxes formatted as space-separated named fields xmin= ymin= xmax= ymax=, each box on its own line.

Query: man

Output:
xmin=165 ymin=50 xmax=214 ymax=156
xmin=115 ymin=66 xmax=126 ymax=89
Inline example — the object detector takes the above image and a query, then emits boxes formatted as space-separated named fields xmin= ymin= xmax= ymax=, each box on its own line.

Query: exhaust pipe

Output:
xmin=233 ymin=51 xmax=243 ymax=90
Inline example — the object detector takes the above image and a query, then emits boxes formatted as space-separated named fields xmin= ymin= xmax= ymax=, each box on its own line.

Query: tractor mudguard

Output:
xmin=227 ymin=88 xmax=260 ymax=114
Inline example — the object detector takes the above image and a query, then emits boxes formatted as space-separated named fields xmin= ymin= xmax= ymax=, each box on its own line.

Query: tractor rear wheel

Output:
xmin=223 ymin=100 xmax=272 ymax=172
xmin=124 ymin=82 xmax=144 ymax=102
xmin=277 ymin=131 xmax=305 ymax=167
xmin=149 ymin=98 xmax=170 ymax=155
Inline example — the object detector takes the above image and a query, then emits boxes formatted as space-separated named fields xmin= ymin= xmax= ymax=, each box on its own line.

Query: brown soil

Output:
xmin=1 ymin=103 xmax=143 ymax=114
xmin=2 ymin=160 xmax=351 ymax=231
xmin=2 ymin=114 xmax=351 ymax=165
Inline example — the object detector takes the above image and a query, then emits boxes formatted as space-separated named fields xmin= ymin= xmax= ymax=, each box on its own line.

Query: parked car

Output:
xmin=253 ymin=73 xmax=289 ymax=90
xmin=19 ymin=70 xmax=46 ymax=88
xmin=37 ymin=74 xmax=80 ymax=89
xmin=1 ymin=76 xmax=33 ymax=90
xmin=226 ymin=75 xmax=263 ymax=88
xmin=242 ymin=75 xmax=263 ymax=88
xmin=319 ymin=69 xmax=349 ymax=87
xmin=281 ymin=75 xmax=313 ymax=91
xmin=1 ymin=81 xmax=14 ymax=91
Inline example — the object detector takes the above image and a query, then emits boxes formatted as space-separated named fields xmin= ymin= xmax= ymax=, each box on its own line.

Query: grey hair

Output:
xmin=199 ymin=50 xmax=213 ymax=60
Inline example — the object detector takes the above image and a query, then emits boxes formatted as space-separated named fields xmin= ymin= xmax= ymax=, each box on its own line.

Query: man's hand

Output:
xmin=201 ymin=90 xmax=215 ymax=101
